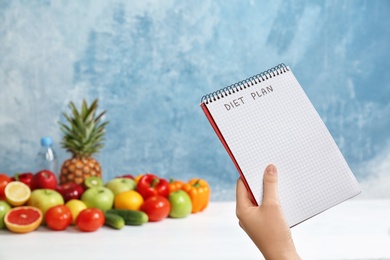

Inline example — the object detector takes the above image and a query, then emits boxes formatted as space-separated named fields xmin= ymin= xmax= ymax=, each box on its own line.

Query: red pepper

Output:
xmin=136 ymin=174 xmax=169 ymax=199
xmin=11 ymin=172 xmax=34 ymax=188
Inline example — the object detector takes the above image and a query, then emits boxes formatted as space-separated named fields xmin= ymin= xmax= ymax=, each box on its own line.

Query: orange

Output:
xmin=5 ymin=181 xmax=31 ymax=206
xmin=114 ymin=190 xmax=144 ymax=210
xmin=4 ymin=206 xmax=43 ymax=233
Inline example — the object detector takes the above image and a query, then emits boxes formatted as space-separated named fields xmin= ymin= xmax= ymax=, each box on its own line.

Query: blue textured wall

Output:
xmin=0 ymin=0 xmax=389 ymax=200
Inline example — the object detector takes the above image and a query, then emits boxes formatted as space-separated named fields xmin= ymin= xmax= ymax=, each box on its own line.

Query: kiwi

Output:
xmin=83 ymin=176 xmax=104 ymax=189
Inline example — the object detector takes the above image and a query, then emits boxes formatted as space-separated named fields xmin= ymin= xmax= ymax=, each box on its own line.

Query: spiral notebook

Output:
xmin=200 ymin=64 xmax=361 ymax=227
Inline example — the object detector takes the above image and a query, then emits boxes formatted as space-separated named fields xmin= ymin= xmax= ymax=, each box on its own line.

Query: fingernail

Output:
xmin=266 ymin=164 xmax=276 ymax=175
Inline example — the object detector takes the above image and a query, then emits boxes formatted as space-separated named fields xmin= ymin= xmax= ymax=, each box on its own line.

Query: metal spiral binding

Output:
xmin=201 ymin=63 xmax=289 ymax=104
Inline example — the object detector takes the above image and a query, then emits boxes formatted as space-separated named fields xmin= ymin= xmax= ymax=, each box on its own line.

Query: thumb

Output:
xmin=262 ymin=164 xmax=279 ymax=204
xmin=236 ymin=177 xmax=254 ymax=209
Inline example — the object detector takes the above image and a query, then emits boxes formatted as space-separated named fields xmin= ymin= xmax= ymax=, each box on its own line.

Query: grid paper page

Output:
xmin=203 ymin=67 xmax=361 ymax=227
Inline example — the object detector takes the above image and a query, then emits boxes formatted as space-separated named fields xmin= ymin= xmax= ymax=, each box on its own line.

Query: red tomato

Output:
xmin=45 ymin=205 xmax=72 ymax=231
xmin=0 ymin=174 xmax=11 ymax=200
xmin=76 ymin=208 xmax=105 ymax=232
xmin=141 ymin=196 xmax=171 ymax=222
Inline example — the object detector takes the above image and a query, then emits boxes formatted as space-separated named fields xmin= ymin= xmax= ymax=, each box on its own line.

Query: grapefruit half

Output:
xmin=4 ymin=206 xmax=43 ymax=233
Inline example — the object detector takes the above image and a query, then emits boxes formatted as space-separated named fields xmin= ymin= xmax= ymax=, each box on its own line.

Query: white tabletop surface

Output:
xmin=0 ymin=199 xmax=389 ymax=260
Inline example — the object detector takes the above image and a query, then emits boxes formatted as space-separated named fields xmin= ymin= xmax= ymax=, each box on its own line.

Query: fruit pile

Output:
xmin=0 ymin=171 xmax=210 ymax=233
xmin=0 ymin=99 xmax=210 ymax=234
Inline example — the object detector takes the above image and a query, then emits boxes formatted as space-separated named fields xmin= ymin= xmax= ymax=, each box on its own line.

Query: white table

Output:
xmin=1 ymin=199 xmax=389 ymax=260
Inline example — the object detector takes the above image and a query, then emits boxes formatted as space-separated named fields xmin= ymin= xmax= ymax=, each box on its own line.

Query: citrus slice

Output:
xmin=4 ymin=206 xmax=43 ymax=233
xmin=5 ymin=181 xmax=31 ymax=206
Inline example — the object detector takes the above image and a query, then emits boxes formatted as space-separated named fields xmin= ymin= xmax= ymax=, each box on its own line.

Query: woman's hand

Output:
xmin=236 ymin=164 xmax=300 ymax=260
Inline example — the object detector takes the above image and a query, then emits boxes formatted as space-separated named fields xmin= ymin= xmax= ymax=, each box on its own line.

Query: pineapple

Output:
xmin=58 ymin=99 xmax=109 ymax=185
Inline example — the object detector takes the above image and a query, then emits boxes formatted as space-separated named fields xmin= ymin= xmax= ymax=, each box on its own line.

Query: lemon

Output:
xmin=5 ymin=181 xmax=31 ymax=206
xmin=65 ymin=199 xmax=87 ymax=224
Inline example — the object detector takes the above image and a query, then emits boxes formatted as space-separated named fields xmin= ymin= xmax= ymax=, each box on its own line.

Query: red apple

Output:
xmin=56 ymin=182 xmax=85 ymax=202
xmin=11 ymin=172 xmax=34 ymax=188
xmin=118 ymin=174 xmax=134 ymax=179
xmin=31 ymin=170 xmax=57 ymax=190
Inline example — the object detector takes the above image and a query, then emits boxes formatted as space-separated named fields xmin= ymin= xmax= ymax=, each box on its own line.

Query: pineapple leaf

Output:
xmin=59 ymin=123 xmax=72 ymax=136
xmin=81 ymin=99 xmax=89 ymax=120
xmin=62 ymin=112 xmax=73 ymax=125
xmin=83 ymin=99 xmax=98 ymax=123
xmin=94 ymin=111 xmax=106 ymax=124
xmin=69 ymin=101 xmax=80 ymax=119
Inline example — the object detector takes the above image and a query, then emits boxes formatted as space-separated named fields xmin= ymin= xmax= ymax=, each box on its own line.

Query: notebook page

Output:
xmin=204 ymin=67 xmax=361 ymax=227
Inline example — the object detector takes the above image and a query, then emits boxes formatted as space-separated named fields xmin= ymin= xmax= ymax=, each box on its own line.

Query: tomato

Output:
xmin=140 ymin=196 xmax=170 ymax=222
xmin=0 ymin=174 xmax=11 ymax=200
xmin=45 ymin=205 xmax=72 ymax=231
xmin=76 ymin=208 xmax=105 ymax=232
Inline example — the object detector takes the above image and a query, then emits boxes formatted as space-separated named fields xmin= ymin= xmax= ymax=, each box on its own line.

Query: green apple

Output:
xmin=27 ymin=189 xmax=64 ymax=223
xmin=81 ymin=186 xmax=114 ymax=211
xmin=168 ymin=190 xmax=192 ymax=218
xmin=105 ymin=178 xmax=136 ymax=196
xmin=0 ymin=200 xmax=11 ymax=229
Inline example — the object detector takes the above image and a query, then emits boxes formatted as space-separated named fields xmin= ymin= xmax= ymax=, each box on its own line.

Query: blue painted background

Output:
xmin=0 ymin=0 xmax=389 ymax=200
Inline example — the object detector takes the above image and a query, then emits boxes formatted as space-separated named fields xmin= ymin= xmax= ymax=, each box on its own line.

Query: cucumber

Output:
xmin=106 ymin=209 xmax=148 ymax=226
xmin=104 ymin=212 xmax=125 ymax=230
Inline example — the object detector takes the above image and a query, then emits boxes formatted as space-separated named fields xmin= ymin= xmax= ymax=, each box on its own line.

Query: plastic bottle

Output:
xmin=35 ymin=136 xmax=59 ymax=177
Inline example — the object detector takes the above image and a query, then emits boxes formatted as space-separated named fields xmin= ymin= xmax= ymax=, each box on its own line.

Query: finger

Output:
xmin=262 ymin=164 xmax=279 ymax=204
xmin=236 ymin=177 xmax=254 ymax=210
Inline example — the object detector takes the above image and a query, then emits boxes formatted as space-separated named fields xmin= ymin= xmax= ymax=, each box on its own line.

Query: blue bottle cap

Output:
xmin=41 ymin=136 xmax=53 ymax=147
